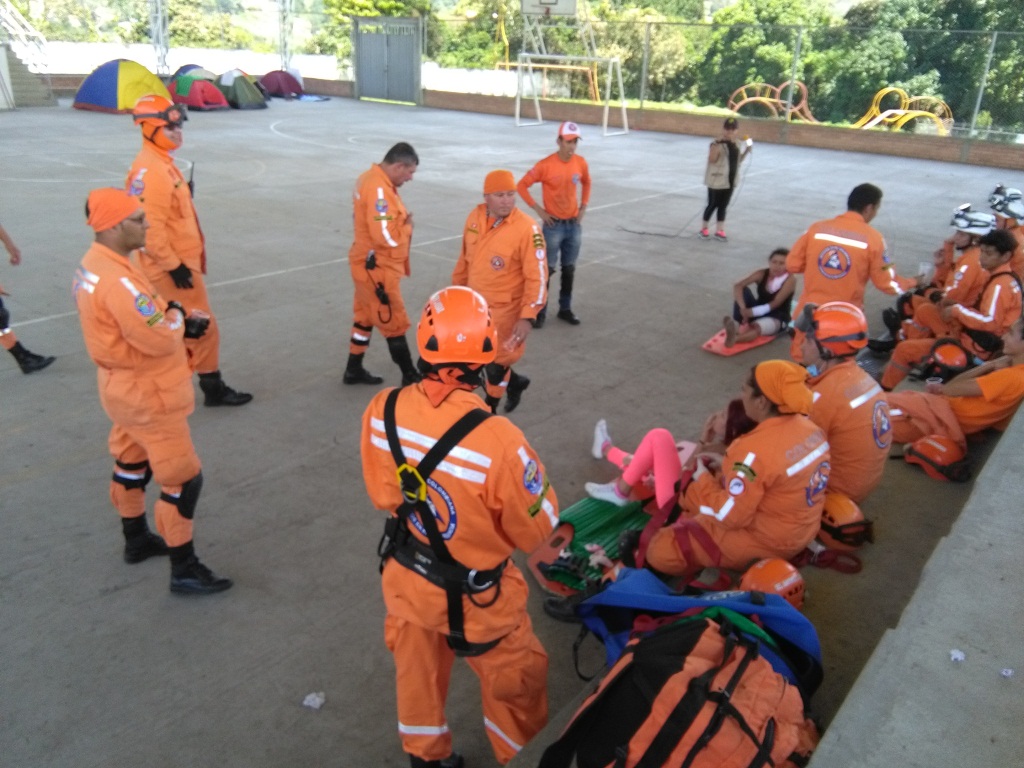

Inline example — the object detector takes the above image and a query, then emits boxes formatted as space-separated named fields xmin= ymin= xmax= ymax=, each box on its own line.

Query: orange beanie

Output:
xmin=483 ymin=170 xmax=515 ymax=194
xmin=754 ymin=360 xmax=813 ymax=415
xmin=86 ymin=188 xmax=141 ymax=232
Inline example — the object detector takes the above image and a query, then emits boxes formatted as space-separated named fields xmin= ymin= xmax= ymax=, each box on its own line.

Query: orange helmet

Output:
xmin=904 ymin=435 xmax=971 ymax=482
xmin=133 ymin=94 xmax=187 ymax=129
xmin=796 ymin=301 xmax=868 ymax=359
xmin=915 ymin=338 xmax=971 ymax=382
xmin=739 ymin=558 xmax=805 ymax=610
xmin=416 ymin=286 xmax=497 ymax=366
xmin=819 ymin=492 xmax=874 ymax=550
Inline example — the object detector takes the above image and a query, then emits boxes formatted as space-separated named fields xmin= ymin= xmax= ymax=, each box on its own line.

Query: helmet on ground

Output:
xmin=795 ymin=301 xmax=868 ymax=359
xmin=740 ymin=558 xmax=805 ymax=610
xmin=915 ymin=338 xmax=971 ymax=382
xmin=950 ymin=205 xmax=996 ymax=236
xmin=133 ymin=94 xmax=187 ymax=129
xmin=416 ymin=286 xmax=497 ymax=366
xmin=819 ymin=492 xmax=874 ymax=550
xmin=904 ymin=434 xmax=971 ymax=482
xmin=989 ymin=185 xmax=1024 ymax=221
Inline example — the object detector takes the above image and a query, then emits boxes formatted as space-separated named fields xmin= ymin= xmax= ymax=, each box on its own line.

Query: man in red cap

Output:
xmin=126 ymin=94 xmax=251 ymax=407
xmin=73 ymin=187 xmax=232 ymax=595
xmin=452 ymin=170 xmax=547 ymax=413
xmin=517 ymin=121 xmax=591 ymax=327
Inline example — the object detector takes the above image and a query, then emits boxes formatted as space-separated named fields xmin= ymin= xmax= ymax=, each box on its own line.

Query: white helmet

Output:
xmin=989 ymin=185 xmax=1024 ymax=220
xmin=950 ymin=204 xmax=996 ymax=236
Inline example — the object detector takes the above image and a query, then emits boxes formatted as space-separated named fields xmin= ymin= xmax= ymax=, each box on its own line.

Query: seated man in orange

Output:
xmin=882 ymin=206 xmax=994 ymax=346
xmin=795 ymin=302 xmax=891 ymax=503
xmin=640 ymin=360 xmax=830 ymax=578
xmin=452 ymin=170 xmax=547 ymax=413
xmin=888 ymin=316 xmax=1024 ymax=446
xmin=989 ymin=184 xmax=1024 ymax=280
xmin=881 ymin=229 xmax=1022 ymax=390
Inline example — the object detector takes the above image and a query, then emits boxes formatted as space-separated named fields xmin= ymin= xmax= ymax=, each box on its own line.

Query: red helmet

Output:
xmin=416 ymin=286 xmax=497 ymax=366
xmin=904 ymin=435 xmax=971 ymax=482
xmin=796 ymin=301 xmax=868 ymax=359
xmin=915 ymin=338 xmax=971 ymax=382
xmin=819 ymin=492 xmax=874 ymax=551
xmin=133 ymin=94 xmax=187 ymax=129
xmin=739 ymin=558 xmax=805 ymax=610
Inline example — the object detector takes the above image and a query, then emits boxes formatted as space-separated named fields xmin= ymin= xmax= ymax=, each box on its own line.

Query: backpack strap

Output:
xmin=380 ymin=387 xmax=497 ymax=655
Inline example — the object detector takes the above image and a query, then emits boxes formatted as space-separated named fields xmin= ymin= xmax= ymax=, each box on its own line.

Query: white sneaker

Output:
xmin=592 ymin=419 xmax=611 ymax=459
xmin=585 ymin=480 xmax=628 ymax=507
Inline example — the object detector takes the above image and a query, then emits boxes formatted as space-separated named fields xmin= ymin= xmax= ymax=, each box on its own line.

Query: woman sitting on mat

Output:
xmin=585 ymin=398 xmax=756 ymax=509
xmin=723 ymin=248 xmax=796 ymax=348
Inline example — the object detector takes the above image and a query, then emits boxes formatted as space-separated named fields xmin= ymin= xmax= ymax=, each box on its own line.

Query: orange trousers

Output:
xmin=147 ymin=269 xmax=221 ymax=374
xmin=384 ymin=612 xmax=548 ymax=765
xmin=107 ymin=414 xmax=201 ymax=547
xmin=880 ymin=338 xmax=940 ymax=390
xmin=348 ymin=263 xmax=410 ymax=354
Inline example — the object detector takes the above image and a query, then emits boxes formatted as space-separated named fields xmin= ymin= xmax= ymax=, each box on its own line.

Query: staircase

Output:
xmin=0 ymin=0 xmax=56 ymax=108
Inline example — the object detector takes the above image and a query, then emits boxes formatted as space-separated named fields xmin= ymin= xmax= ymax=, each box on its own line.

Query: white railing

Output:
xmin=0 ymin=0 xmax=52 ymax=95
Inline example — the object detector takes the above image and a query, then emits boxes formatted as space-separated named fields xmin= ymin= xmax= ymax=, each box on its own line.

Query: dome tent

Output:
xmin=73 ymin=59 xmax=170 ymax=113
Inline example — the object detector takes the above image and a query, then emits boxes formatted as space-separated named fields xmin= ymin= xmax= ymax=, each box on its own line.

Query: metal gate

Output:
xmin=352 ymin=17 xmax=422 ymax=105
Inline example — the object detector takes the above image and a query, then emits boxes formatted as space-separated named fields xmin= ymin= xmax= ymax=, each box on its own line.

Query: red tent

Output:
xmin=170 ymin=77 xmax=229 ymax=111
xmin=260 ymin=70 xmax=304 ymax=98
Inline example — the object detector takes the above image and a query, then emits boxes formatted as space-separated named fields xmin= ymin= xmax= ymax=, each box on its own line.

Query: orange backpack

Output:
xmin=538 ymin=612 xmax=819 ymax=768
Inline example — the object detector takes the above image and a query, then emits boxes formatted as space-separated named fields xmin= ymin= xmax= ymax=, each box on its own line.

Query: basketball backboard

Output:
xmin=520 ymin=0 xmax=577 ymax=18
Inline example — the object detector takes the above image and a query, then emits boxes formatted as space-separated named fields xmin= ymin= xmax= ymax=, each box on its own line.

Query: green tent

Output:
xmin=215 ymin=69 xmax=267 ymax=110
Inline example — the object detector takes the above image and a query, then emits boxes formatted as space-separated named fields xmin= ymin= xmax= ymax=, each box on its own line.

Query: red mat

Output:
xmin=702 ymin=328 xmax=778 ymax=356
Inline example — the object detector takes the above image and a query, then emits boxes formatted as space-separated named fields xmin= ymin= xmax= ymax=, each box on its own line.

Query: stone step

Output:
xmin=3 ymin=45 xmax=57 ymax=107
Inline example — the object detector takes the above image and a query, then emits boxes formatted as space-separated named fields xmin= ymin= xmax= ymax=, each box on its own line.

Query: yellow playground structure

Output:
xmin=728 ymin=82 xmax=954 ymax=136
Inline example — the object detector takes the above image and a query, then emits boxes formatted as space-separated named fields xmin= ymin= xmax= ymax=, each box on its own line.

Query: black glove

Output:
xmin=165 ymin=300 xmax=186 ymax=317
xmin=169 ymin=263 xmax=193 ymax=289
xmin=183 ymin=315 xmax=210 ymax=339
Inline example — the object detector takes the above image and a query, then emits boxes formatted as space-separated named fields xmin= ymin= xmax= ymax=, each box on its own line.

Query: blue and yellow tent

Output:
xmin=73 ymin=59 xmax=170 ymax=113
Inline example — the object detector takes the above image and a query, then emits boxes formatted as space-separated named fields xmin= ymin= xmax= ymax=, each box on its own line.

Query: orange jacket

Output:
xmin=73 ymin=242 xmax=194 ymax=424
xmin=517 ymin=153 xmax=591 ymax=220
xmin=682 ymin=414 xmax=830 ymax=556
xmin=451 ymin=205 xmax=547 ymax=322
xmin=361 ymin=384 xmax=559 ymax=642
xmin=950 ymin=263 xmax=1022 ymax=341
xmin=1005 ymin=222 xmax=1024 ymax=280
xmin=349 ymin=163 xmax=412 ymax=277
xmin=787 ymin=211 xmax=914 ymax=312
xmin=126 ymin=143 xmax=206 ymax=278
xmin=886 ymin=391 xmax=966 ymax=449
xmin=807 ymin=361 xmax=890 ymax=503
xmin=942 ymin=246 xmax=988 ymax=307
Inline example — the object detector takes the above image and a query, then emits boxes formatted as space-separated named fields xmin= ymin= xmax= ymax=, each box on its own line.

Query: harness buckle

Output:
xmin=396 ymin=462 xmax=427 ymax=504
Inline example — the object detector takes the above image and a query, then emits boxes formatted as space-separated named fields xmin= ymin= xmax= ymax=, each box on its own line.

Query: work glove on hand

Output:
xmin=166 ymin=301 xmax=209 ymax=339
xmin=169 ymin=263 xmax=193 ymax=289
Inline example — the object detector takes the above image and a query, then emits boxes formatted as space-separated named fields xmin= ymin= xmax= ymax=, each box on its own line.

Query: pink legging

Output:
xmin=607 ymin=428 xmax=683 ymax=509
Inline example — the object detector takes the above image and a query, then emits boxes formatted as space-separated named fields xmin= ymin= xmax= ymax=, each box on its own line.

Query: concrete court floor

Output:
xmin=0 ymin=98 xmax=1008 ymax=767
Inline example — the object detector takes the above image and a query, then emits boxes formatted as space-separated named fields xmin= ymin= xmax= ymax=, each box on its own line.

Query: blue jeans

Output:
xmin=542 ymin=220 xmax=582 ymax=312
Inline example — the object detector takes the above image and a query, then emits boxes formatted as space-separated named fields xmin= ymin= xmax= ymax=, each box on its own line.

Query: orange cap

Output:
xmin=86 ymin=188 xmax=142 ymax=232
xmin=483 ymin=170 xmax=515 ymax=194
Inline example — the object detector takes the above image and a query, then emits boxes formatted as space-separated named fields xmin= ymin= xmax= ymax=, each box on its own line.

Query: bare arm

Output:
xmin=0 ymin=224 xmax=22 ymax=265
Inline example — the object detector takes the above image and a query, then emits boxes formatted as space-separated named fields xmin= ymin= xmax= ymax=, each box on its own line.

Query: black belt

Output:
xmin=549 ymin=216 xmax=578 ymax=224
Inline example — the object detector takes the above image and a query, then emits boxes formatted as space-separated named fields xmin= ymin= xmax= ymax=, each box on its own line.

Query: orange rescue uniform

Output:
xmin=787 ymin=211 xmax=914 ymax=360
xmin=807 ymin=362 xmax=891 ymax=503
xmin=516 ymin=153 xmax=591 ymax=220
xmin=126 ymin=142 xmax=220 ymax=373
xmin=882 ymin=264 xmax=1022 ymax=389
xmin=348 ymin=163 xmax=413 ymax=349
xmin=361 ymin=384 xmax=559 ymax=765
xmin=73 ymin=242 xmax=200 ymax=547
xmin=451 ymin=204 xmax=547 ymax=368
xmin=645 ymin=415 xmax=830 ymax=575
xmin=902 ymin=247 xmax=988 ymax=340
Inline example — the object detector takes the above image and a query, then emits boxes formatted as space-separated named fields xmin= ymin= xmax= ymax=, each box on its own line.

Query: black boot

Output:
xmin=9 ymin=342 xmax=55 ymax=374
xmin=169 ymin=541 xmax=233 ymax=595
xmin=556 ymin=265 xmax=581 ymax=325
xmin=410 ymin=753 xmax=464 ymax=768
xmin=504 ymin=371 xmax=530 ymax=413
xmin=198 ymin=371 xmax=253 ymax=406
xmin=387 ymin=335 xmax=422 ymax=386
xmin=343 ymin=352 xmax=384 ymax=385
xmin=122 ymin=515 xmax=169 ymax=564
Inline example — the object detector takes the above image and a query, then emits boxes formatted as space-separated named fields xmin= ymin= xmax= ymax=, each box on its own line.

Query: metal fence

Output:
xmin=427 ymin=16 xmax=1024 ymax=141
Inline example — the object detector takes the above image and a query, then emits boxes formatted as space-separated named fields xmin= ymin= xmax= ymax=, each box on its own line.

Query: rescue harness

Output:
xmin=378 ymin=387 xmax=507 ymax=657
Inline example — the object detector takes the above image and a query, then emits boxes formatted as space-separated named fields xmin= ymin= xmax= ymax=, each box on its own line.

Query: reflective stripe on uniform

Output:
xmin=370 ymin=416 xmax=491 ymax=485
xmin=786 ymin=440 xmax=830 ymax=477
xmin=699 ymin=495 xmax=735 ymax=522
xmin=813 ymin=232 xmax=868 ymax=250
xmin=484 ymin=716 xmax=523 ymax=752
xmin=377 ymin=186 xmax=400 ymax=248
xmin=398 ymin=722 xmax=450 ymax=737
xmin=849 ymin=384 xmax=883 ymax=409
